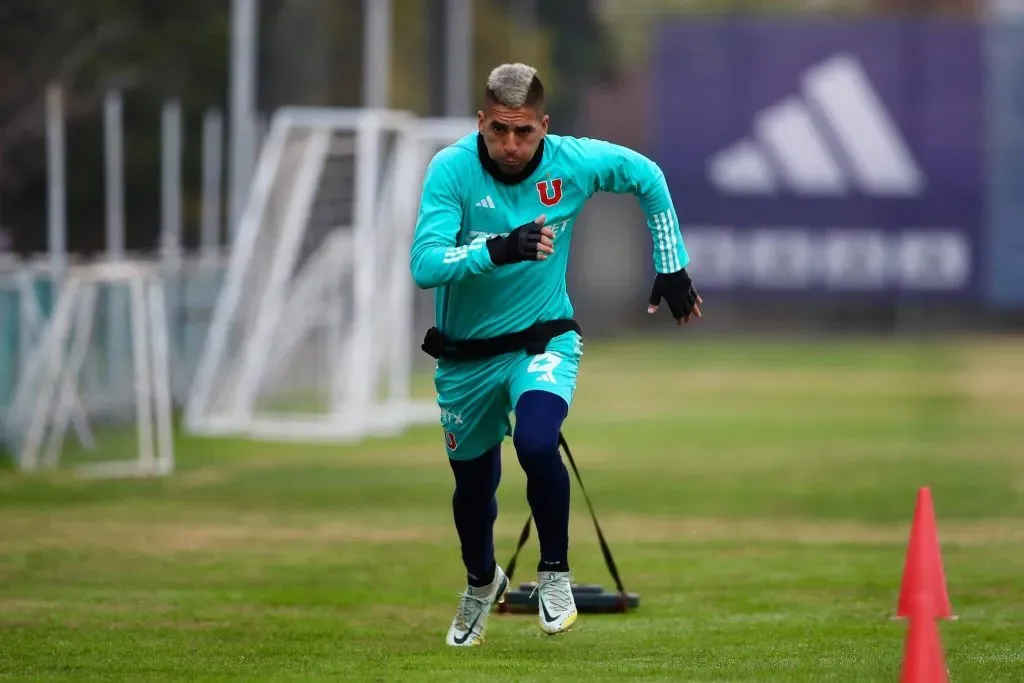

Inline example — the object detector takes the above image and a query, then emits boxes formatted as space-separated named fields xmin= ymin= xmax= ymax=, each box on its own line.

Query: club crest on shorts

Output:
xmin=444 ymin=430 xmax=458 ymax=451
xmin=536 ymin=178 xmax=563 ymax=207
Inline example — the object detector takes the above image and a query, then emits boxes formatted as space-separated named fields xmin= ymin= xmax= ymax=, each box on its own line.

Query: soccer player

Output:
xmin=410 ymin=63 xmax=701 ymax=647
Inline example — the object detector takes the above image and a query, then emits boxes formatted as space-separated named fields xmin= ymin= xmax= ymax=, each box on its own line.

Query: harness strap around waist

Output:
xmin=421 ymin=318 xmax=581 ymax=362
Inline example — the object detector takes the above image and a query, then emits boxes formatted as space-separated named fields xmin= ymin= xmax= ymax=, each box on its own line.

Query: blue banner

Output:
xmin=651 ymin=20 xmax=984 ymax=297
xmin=985 ymin=18 xmax=1024 ymax=307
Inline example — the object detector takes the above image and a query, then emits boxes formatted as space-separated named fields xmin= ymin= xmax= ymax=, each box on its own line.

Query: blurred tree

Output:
xmin=260 ymin=0 xmax=557 ymax=118
xmin=0 ymin=0 xmax=602 ymax=257
xmin=261 ymin=0 xmax=359 ymax=110
xmin=470 ymin=1 xmax=556 ymax=118
xmin=0 ymin=0 xmax=229 ymax=255
xmin=260 ymin=0 xmax=429 ymax=115
xmin=419 ymin=0 xmax=558 ymax=118
xmin=490 ymin=0 xmax=618 ymax=132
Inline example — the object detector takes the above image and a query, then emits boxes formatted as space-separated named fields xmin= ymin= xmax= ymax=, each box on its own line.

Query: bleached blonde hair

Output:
xmin=484 ymin=63 xmax=544 ymax=109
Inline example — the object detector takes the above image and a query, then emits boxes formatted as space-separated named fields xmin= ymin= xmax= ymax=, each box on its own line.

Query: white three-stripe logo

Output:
xmin=707 ymin=53 xmax=926 ymax=197
xmin=442 ymin=239 xmax=485 ymax=264
xmin=653 ymin=210 xmax=681 ymax=272
xmin=475 ymin=195 xmax=495 ymax=208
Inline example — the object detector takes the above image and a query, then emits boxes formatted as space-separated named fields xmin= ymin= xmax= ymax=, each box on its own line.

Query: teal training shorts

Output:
xmin=434 ymin=330 xmax=583 ymax=460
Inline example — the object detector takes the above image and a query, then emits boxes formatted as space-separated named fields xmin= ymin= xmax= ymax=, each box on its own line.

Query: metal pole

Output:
xmin=363 ymin=0 xmax=392 ymax=108
xmin=161 ymin=99 xmax=182 ymax=264
xmin=444 ymin=0 xmax=472 ymax=116
xmin=201 ymin=109 xmax=224 ymax=261
xmin=161 ymin=99 xmax=184 ymax=404
xmin=104 ymin=91 xmax=128 ymax=397
xmin=104 ymin=91 xmax=125 ymax=260
xmin=45 ymin=83 xmax=66 ymax=275
xmin=229 ymin=0 xmax=259 ymax=242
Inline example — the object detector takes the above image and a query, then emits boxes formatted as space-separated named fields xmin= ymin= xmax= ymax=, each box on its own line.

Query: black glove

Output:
xmin=486 ymin=219 xmax=545 ymax=266
xmin=648 ymin=268 xmax=701 ymax=323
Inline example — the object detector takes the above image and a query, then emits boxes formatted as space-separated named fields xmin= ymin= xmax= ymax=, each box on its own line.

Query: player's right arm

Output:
xmin=409 ymin=150 xmax=499 ymax=289
xmin=409 ymin=149 xmax=554 ymax=289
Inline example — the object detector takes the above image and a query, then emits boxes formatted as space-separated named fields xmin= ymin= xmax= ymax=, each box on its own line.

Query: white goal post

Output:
xmin=185 ymin=108 xmax=477 ymax=442
xmin=5 ymin=261 xmax=175 ymax=478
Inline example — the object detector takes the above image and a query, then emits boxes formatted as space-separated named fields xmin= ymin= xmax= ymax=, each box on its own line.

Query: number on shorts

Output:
xmin=527 ymin=353 xmax=562 ymax=384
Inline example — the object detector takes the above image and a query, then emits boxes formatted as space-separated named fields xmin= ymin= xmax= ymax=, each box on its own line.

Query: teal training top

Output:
xmin=409 ymin=132 xmax=689 ymax=341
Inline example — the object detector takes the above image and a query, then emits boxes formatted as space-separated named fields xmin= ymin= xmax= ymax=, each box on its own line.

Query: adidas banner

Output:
xmin=651 ymin=21 xmax=983 ymax=297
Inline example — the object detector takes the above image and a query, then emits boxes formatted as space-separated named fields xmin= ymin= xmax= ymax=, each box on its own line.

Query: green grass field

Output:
xmin=2 ymin=336 xmax=1024 ymax=682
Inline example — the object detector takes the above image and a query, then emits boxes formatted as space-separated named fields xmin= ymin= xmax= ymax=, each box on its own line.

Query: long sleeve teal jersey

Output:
xmin=409 ymin=132 xmax=689 ymax=340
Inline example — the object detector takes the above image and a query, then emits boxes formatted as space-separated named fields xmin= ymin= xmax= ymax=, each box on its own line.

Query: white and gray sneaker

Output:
xmin=533 ymin=571 xmax=578 ymax=634
xmin=445 ymin=565 xmax=509 ymax=647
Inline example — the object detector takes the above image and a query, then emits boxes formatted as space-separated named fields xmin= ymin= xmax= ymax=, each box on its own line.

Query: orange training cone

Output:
xmin=897 ymin=487 xmax=953 ymax=620
xmin=900 ymin=614 xmax=949 ymax=683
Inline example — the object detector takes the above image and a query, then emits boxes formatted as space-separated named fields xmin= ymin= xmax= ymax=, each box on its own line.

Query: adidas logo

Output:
xmin=474 ymin=195 xmax=495 ymax=208
xmin=707 ymin=54 xmax=926 ymax=198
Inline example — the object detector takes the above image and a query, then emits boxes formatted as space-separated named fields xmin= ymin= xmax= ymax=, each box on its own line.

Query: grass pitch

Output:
xmin=2 ymin=336 xmax=1024 ymax=681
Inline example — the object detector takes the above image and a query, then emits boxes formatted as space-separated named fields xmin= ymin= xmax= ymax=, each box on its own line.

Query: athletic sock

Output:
xmin=513 ymin=390 xmax=571 ymax=573
xmin=449 ymin=444 xmax=501 ymax=588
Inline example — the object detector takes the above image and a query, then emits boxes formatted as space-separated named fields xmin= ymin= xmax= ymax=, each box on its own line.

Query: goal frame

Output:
xmin=184 ymin=108 xmax=478 ymax=442
xmin=7 ymin=261 xmax=175 ymax=478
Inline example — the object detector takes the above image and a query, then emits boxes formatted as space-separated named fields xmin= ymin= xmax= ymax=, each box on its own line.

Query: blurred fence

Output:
xmin=0 ymin=256 xmax=226 ymax=444
xmin=1 ymin=1 xmax=1023 ymax=449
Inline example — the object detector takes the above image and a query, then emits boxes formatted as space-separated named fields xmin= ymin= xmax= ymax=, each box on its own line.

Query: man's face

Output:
xmin=477 ymin=104 xmax=548 ymax=174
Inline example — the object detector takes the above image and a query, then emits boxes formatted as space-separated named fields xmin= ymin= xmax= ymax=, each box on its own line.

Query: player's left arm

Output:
xmin=576 ymin=137 xmax=702 ymax=324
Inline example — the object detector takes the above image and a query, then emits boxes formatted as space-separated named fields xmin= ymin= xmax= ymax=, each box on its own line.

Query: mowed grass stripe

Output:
xmin=0 ymin=337 xmax=1022 ymax=681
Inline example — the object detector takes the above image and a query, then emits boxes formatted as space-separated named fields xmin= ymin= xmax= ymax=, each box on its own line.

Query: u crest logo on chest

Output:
xmin=536 ymin=178 xmax=563 ymax=207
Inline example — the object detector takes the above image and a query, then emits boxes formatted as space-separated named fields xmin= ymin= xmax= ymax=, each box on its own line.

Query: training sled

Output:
xmin=499 ymin=581 xmax=641 ymax=614
xmin=496 ymin=431 xmax=641 ymax=615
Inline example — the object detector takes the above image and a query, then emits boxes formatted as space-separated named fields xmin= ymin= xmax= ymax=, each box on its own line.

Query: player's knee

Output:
xmin=513 ymin=424 xmax=559 ymax=464
xmin=513 ymin=391 xmax=568 ymax=463
xmin=450 ymin=443 xmax=501 ymax=499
